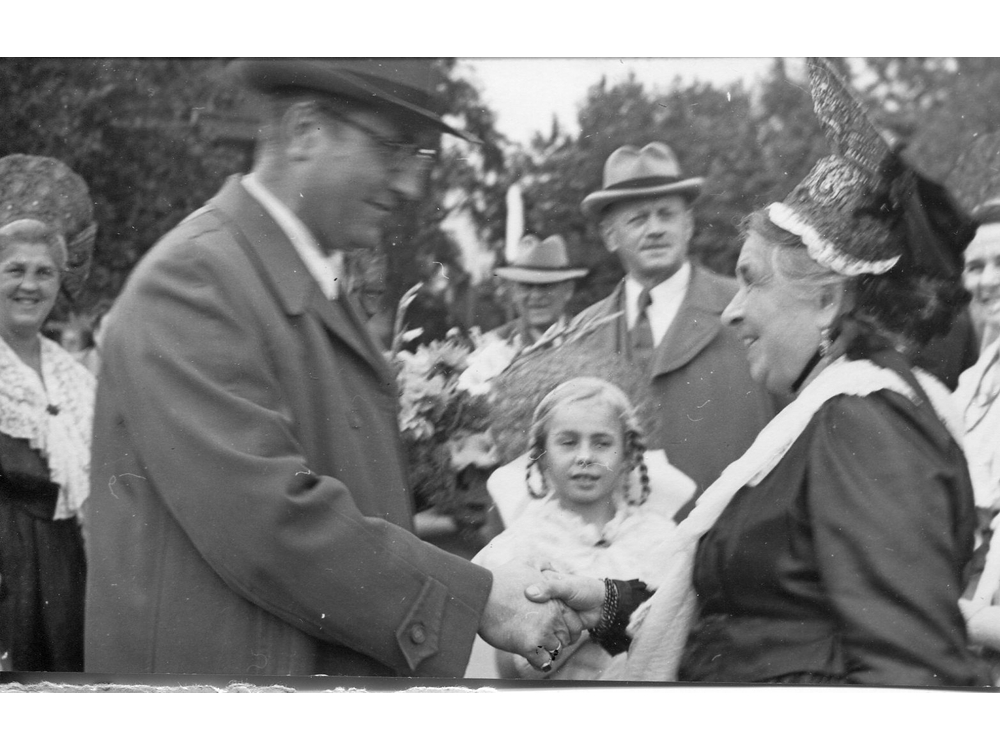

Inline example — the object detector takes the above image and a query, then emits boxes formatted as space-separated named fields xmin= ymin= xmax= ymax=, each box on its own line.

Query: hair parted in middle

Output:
xmin=524 ymin=376 xmax=650 ymax=505
xmin=741 ymin=207 xmax=970 ymax=358
xmin=0 ymin=218 xmax=69 ymax=270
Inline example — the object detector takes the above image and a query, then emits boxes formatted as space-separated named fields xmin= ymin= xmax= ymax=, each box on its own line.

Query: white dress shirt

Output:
xmin=624 ymin=261 xmax=692 ymax=347
xmin=241 ymin=174 xmax=344 ymax=300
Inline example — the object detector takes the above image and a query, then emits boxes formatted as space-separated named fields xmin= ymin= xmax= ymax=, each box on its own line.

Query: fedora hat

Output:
xmin=581 ymin=142 xmax=704 ymax=220
xmin=495 ymin=235 xmax=589 ymax=284
xmin=231 ymin=58 xmax=472 ymax=141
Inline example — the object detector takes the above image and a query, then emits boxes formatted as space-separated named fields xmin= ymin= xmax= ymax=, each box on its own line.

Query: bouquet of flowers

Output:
xmin=391 ymin=285 xmax=519 ymax=529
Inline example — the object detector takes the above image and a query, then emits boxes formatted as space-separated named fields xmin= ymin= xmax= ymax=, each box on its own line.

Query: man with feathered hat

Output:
xmin=573 ymin=142 xmax=774 ymax=508
xmin=83 ymin=59 xmax=582 ymax=678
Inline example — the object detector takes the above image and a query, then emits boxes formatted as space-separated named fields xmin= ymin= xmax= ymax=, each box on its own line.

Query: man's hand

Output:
xmin=478 ymin=562 xmax=584 ymax=672
xmin=525 ymin=570 xmax=607 ymax=630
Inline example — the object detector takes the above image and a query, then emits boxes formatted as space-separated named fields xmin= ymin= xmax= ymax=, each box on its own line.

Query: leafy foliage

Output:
xmin=0 ymin=58 xmax=508 ymax=330
xmin=381 ymin=59 xmax=510 ymax=328
xmin=510 ymin=62 xmax=829 ymax=308
xmin=391 ymin=329 xmax=516 ymax=524
xmin=7 ymin=57 xmax=1000 ymax=337
xmin=857 ymin=58 xmax=1000 ymax=200
xmin=0 ymin=59 xmax=249 ymax=317
xmin=503 ymin=58 xmax=1000 ymax=308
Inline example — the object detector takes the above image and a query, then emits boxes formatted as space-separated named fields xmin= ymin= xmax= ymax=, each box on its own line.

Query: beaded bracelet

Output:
xmin=588 ymin=578 xmax=618 ymax=640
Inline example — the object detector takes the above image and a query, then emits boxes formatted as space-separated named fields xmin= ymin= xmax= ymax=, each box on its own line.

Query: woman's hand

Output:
xmin=525 ymin=570 xmax=606 ymax=630
xmin=478 ymin=561 xmax=584 ymax=672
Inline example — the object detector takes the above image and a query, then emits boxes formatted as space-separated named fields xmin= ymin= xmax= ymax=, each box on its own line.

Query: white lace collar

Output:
xmin=0 ymin=334 xmax=95 ymax=519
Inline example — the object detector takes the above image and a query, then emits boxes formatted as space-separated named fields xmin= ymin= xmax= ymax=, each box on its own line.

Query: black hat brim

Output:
xmin=233 ymin=59 xmax=474 ymax=141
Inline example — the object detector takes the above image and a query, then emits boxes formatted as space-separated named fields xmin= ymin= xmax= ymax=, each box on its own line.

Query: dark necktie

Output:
xmin=631 ymin=287 xmax=654 ymax=352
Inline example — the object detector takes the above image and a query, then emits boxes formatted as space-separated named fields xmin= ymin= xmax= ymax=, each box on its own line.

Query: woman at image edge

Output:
xmin=956 ymin=199 xmax=1000 ymax=684
xmin=0 ymin=155 xmax=96 ymax=672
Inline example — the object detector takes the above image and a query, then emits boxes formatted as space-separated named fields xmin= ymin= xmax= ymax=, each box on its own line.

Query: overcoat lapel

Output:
xmin=209 ymin=178 xmax=393 ymax=383
xmin=651 ymin=265 xmax=726 ymax=378
xmin=586 ymin=268 xmax=729 ymax=380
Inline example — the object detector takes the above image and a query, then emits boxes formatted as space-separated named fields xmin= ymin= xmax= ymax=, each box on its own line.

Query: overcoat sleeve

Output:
xmin=805 ymin=395 xmax=977 ymax=685
xmin=101 ymin=231 xmax=492 ymax=676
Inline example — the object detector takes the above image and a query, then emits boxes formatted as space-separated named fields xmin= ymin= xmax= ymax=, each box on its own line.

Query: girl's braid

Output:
xmin=627 ymin=429 xmax=650 ymax=505
xmin=525 ymin=439 xmax=548 ymax=499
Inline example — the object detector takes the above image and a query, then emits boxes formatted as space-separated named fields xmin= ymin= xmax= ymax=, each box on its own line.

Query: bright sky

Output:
xmin=458 ymin=58 xmax=781 ymax=145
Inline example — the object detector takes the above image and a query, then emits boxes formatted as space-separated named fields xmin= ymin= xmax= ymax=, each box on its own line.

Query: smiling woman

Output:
xmin=0 ymin=224 xmax=64 ymax=347
xmin=956 ymin=202 xmax=1000 ymax=683
xmin=0 ymin=155 xmax=96 ymax=673
xmin=963 ymin=204 xmax=1000 ymax=351
xmin=724 ymin=211 xmax=846 ymax=397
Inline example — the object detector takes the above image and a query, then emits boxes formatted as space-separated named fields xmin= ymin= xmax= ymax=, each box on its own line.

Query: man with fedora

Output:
xmin=84 ymin=59 xmax=582 ymax=677
xmin=574 ymin=142 xmax=774 ymax=509
xmin=491 ymin=234 xmax=588 ymax=349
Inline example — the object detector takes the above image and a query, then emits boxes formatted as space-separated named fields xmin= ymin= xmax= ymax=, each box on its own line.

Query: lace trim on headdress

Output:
xmin=768 ymin=202 xmax=900 ymax=276
xmin=0 ymin=335 xmax=96 ymax=519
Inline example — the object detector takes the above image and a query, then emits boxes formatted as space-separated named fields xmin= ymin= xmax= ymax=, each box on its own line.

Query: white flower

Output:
xmin=401 ymin=414 xmax=435 ymax=440
xmin=456 ymin=336 xmax=518 ymax=396
xmin=448 ymin=429 xmax=500 ymax=470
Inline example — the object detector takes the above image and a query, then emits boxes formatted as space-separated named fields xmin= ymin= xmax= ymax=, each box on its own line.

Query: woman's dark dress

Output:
xmin=0 ymin=431 xmax=86 ymax=672
xmin=676 ymin=351 xmax=986 ymax=686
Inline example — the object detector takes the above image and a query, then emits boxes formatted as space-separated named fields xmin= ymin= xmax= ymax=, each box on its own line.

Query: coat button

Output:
xmin=409 ymin=623 xmax=426 ymax=645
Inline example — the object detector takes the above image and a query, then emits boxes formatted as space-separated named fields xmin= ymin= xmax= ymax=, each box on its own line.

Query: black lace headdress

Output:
xmin=769 ymin=58 xmax=974 ymax=281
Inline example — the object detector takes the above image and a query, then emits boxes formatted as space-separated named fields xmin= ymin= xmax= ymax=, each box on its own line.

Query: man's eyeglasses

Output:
xmin=315 ymin=104 xmax=438 ymax=173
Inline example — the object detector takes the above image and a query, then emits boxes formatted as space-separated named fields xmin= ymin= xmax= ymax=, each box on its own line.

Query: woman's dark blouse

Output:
xmin=0 ymin=431 xmax=87 ymax=671
xmin=0 ymin=431 xmax=60 ymax=515
xmin=676 ymin=356 xmax=985 ymax=685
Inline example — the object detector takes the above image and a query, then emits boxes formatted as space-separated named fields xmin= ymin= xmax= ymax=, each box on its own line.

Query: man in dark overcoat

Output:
xmin=574 ymin=142 xmax=775 ymax=513
xmin=84 ymin=59 xmax=579 ymax=677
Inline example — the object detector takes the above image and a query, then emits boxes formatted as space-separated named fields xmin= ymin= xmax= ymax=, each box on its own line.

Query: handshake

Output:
xmin=476 ymin=561 xmax=610 ymax=672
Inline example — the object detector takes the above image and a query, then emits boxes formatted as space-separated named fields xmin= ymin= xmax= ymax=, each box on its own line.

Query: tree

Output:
xmin=0 ymin=59 xmax=249 ymax=318
xmin=381 ymin=59 xmax=510 ymax=338
xmin=857 ymin=57 xmax=1000 ymax=190
xmin=0 ymin=59 xmax=511 ymax=337
xmin=510 ymin=63 xmax=827 ymax=309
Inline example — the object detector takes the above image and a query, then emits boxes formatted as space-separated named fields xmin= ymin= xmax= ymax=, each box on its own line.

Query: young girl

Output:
xmin=470 ymin=377 xmax=687 ymax=680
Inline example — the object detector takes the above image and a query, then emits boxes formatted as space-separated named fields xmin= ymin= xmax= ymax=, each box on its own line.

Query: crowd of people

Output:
xmin=0 ymin=57 xmax=998 ymax=687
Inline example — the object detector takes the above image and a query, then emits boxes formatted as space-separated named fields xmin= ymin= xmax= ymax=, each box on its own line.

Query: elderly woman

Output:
xmin=525 ymin=59 xmax=987 ymax=686
xmin=0 ymin=155 xmax=96 ymax=672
